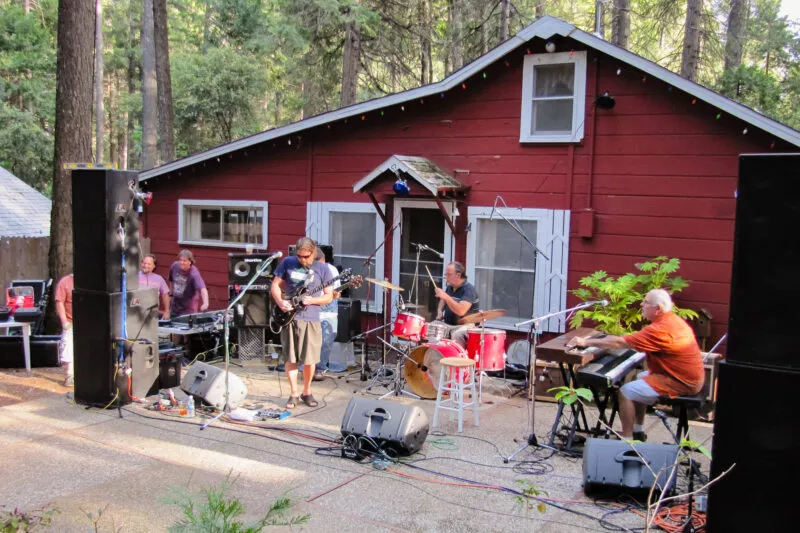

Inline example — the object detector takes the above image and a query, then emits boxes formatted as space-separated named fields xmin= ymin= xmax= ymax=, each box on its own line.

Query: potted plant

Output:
xmin=569 ymin=256 xmax=698 ymax=335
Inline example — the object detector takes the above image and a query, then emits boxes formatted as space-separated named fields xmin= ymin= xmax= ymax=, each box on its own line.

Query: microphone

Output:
xmin=586 ymin=300 xmax=609 ymax=307
xmin=421 ymin=244 xmax=444 ymax=259
xmin=398 ymin=295 xmax=406 ymax=311
xmin=270 ymin=250 xmax=283 ymax=261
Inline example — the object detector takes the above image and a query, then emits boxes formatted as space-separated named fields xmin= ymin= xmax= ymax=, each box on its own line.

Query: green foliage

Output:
xmin=0 ymin=504 xmax=58 ymax=532
xmin=548 ymin=385 xmax=593 ymax=405
xmin=82 ymin=504 xmax=123 ymax=533
xmin=514 ymin=479 xmax=548 ymax=515
xmin=166 ymin=475 xmax=310 ymax=532
xmin=569 ymin=257 xmax=698 ymax=336
xmin=0 ymin=104 xmax=53 ymax=193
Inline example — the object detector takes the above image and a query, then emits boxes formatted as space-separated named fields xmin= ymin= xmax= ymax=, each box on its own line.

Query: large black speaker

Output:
xmin=727 ymin=154 xmax=800 ymax=369
xmin=72 ymin=169 xmax=141 ymax=293
xmin=707 ymin=361 xmax=800 ymax=532
xmin=336 ymin=298 xmax=362 ymax=342
xmin=73 ymin=288 xmax=159 ymax=406
xmin=228 ymin=253 xmax=274 ymax=285
xmin=340 ymin=396 xmax=429 ymax=457
xmin=232 ymin=291 xmax=269 ymax=327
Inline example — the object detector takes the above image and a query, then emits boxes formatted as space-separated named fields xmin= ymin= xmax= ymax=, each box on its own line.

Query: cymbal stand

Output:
xmin=365 ymin=296 xmax=402 ymax=391
xmin=375 ymin=337 xmax=421 ymax=400
xmin=346 ymin=322 xmax=389 ymax=382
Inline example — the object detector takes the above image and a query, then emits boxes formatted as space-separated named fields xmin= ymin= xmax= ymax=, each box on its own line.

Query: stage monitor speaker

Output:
xmin=340 ymin=396 xmax=429 ymax=458
xmin=72 ymin=169 xmax=142 ymax=293
xmin=336 ymin=298 xmax=362 ymax=342
xmin=73 ymin=288 xmax=159 ymax=406
xmin=180 ymin=361 xmax=248 ymax=409
xmin=727 ymin=154 xmax=800 ymax=369
xmin=582 ymin=438 xmax=679 ymax=495
xmin=706 ymin=361 xmax=799 ymax=533
xmin=228 ymin=253 xmax=274 ymax=285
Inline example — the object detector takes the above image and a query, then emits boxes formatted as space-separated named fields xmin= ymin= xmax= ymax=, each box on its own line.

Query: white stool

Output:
xmin=433 ymin=357 xmax=479 ymax=433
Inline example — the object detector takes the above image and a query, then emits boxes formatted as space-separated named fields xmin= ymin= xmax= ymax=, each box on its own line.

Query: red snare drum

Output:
xmin=404 ymin=339 xmax=468 ymax=399
xmin=392 ymin=312 xmax=428 ymax=342
xmin=466 ymin=329 xmax=506 ymax=371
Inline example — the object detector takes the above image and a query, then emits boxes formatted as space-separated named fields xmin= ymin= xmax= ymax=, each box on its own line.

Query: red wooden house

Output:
xmin=139 ymin=16 xmax=800 ymax=346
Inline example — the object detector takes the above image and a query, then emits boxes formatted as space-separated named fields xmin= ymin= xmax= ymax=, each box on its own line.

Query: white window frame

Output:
xmin=306 ymin=201 xmax=385 ymax=313
xmin=519 ymin=50 xmax=587 ymax=143
xmin=466 ymin=206 xmax=570 ymax=333
xmin=178 ymin=199 xmax=268 ymax=249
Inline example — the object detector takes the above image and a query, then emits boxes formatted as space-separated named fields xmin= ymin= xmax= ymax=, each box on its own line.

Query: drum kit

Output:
xmin=363 ymin=276 xmax=509 ymax=400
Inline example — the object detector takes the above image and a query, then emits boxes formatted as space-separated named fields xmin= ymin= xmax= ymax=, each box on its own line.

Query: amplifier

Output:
xmin=228 ymin=253 xmax=274 ymax=285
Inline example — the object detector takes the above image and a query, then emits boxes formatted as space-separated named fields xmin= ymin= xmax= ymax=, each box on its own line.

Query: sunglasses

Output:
xmin=297 ymin=253 xmax=313 ymax=259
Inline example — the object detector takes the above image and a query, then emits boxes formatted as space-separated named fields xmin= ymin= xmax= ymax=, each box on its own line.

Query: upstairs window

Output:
xmin=179 ymin=199 xmax=268 ymax=248
xmin=520 ymin=51 xmax=587 ymax=143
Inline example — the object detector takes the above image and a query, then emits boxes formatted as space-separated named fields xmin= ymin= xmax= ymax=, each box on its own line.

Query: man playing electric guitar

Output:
xmin=271 ymin=238 xmax=333 ymax=409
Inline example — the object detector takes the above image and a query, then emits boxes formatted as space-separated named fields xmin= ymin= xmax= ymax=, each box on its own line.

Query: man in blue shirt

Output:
xmin=271 ymin=238 xmax=333 ymax=409
xmin=435 ymin=261 xmax=479 ymax=347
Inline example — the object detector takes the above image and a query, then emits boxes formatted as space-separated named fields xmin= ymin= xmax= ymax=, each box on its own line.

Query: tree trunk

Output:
xmin=109 ymin=75 xmax=117 ymax=168
xmin=724 ymin=0 xmax=748 ymax=72
xmin=49 ymin=0 xmax=94 ymax=325
xmin=500 ymin=0 xmax=510 ymax=41
xmin=154 ymin=0 xmax=175 ymax=164
xmin=141 ymin=0 xmax=157 ymax=170
xmin=419 ymin=0 xmax=432 ymax=85
xmin=24 ymin=0 xmax=31 ymax=15
xmin=611 ymin=0 xmax=630 ymax=49
xmin=594 ymin=0 xmax=605 ymax=38
xmin=681 ymin=0 xmax=703 ymax=82
xmin=535 ymin=1 xmax=546 ymax=18
xmin=94 ymin=0 xmax=103 ymax=163
xmin=340 ymin=4 xmax=361 ymax=107
xmin=447 ymin=0 xmax=463 ymax=73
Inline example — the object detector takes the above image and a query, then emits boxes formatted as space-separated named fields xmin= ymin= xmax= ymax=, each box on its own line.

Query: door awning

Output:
xmin=353 ymin=155 xmax=468 ymax=232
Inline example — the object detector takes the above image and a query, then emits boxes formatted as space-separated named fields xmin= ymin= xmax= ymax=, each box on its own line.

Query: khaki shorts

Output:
xmin=280 ymin=321 xmax=322 ymax=365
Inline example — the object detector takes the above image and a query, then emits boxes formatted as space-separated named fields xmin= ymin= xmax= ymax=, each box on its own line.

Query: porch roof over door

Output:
xmin=353 ymin=155 xmax=468 ymax=197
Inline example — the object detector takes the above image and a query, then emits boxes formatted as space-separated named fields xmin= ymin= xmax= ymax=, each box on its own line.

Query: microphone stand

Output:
xmin=201 ymin=254 xmax=280 ymax=430
xmin=505 ymin=300 xmax=607 ymax=462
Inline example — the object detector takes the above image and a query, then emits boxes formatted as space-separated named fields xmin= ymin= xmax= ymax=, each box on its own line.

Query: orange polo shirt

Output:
xmin=623 ymin=312 xmax=704 ymax=397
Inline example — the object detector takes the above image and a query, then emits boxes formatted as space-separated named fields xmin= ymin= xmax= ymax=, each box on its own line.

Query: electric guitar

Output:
xmin=269 ymin=269 xmax=363 ymax=332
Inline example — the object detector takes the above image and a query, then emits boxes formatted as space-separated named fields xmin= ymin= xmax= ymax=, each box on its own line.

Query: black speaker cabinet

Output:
xmin=233 ymin=291 xmax=269 ymax=327
xmin=727 ymin=154 xmax=800 ymax=369
xmin=336 ymin=298 xmax=362 ymax=342
xmin=72 ymin=169 xmax=141 ymax=293
xmin=707 ymin=361 xmax=800 ymax=532
xmin=73 ymin=288 xmax=159 ymax=406
xmin=228 ymin=253 xmax=274 ymax=285
xmin=340 ymin=396 xmax=429 ymax=457
xmin=0 ymin=335 xmax=61 ymax=368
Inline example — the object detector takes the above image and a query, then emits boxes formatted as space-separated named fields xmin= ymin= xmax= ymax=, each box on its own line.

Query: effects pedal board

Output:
xmin=257 ymin=408 xmax=290 ymax=420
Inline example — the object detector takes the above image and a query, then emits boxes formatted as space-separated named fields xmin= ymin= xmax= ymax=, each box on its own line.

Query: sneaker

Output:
xmin=313 ymin=371 xmax=325 ymax=382
xmin=63 ymin=376 xmax=74 ymax=387
xmin=632 ymin=431 xmax=647 ymax=442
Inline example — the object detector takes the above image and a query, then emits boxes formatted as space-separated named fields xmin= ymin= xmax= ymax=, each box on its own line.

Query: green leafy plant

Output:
xmin=513 ymin=480 xmax=548 ymax=516
xmin=0 ymin=504 xmax=58 ymax=532
xmin=569 ymin=257 xmax=698 ymax=335
xmin=81 ymin=505 xmax=123 ymax=533
xmin=166 ymin=474 xmax=310 ymax=532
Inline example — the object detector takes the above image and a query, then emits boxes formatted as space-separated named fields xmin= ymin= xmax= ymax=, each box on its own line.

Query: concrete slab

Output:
xmin=0 ymin=361 xmax=714 ymax=532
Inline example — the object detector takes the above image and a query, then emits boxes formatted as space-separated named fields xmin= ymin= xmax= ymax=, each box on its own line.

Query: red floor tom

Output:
xmin=466 ymin=329 xmax=507 ymax=371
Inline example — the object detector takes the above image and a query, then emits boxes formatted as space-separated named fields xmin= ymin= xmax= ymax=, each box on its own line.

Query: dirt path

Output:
xmin=0 ymin=367 xmax=70 ymax=407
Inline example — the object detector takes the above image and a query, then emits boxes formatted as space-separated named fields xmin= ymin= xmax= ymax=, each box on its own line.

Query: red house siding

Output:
xmin=142 ymin=44 xmax=797 ymax=349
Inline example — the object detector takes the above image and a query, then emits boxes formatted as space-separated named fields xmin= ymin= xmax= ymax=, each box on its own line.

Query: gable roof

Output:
xmin=140 ymin=16 xmax=800 ymax=182
xmin=0 ymin=167 xmax=51 ymax=237
xmin=354 ymin=155 xmax=467 ymax=196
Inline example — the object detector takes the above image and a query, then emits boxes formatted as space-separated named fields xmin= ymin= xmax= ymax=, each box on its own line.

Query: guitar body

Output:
xmin=269 ymin=270 xmax=362 ymax=334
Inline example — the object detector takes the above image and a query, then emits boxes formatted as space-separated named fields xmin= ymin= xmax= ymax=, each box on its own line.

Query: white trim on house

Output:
xmin=520 ymin=51 xmax=587 ymax=143
xmin=140 ymin=16 xmax=800 ymax=183
xmin=466 ymin=206 xmax=570 ymax=333
xmin=178 ymin=199 xmax=268 ymax=249
xmin=306 ymin=201 xmax=386 ymax=313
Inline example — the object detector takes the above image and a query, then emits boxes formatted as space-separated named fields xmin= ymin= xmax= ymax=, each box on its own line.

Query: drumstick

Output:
xmin=425 ymin=265 xmax=438 ymax=290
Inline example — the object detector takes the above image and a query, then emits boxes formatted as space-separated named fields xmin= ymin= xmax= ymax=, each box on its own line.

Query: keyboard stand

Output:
xmin=546 ymin=362 xmax=594 ymax=455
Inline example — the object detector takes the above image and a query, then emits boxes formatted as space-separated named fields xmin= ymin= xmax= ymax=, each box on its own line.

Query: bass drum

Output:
xmin=404 ymin=339 xmax=468 ymax=399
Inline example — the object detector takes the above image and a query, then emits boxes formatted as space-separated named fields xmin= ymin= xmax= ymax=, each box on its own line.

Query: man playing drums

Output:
xmin=433 ymin=261 xmax=479 ymax=348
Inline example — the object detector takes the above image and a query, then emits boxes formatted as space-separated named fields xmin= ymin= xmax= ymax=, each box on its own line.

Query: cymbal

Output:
xmin=365 ymin=277 xmax=404 ymax=291
xmin=459 ymin=309 xmax=506 ymax=324
xmin=400 ymin=303 xmax=423 ymax=309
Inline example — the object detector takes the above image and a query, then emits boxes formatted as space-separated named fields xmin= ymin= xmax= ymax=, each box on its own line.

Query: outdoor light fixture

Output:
xmin=595 ymin=92 xmax=616 ymax=110
xmin=545 ymin=41 xmax=556 ymax=53
xmin=393 ymin=177 xmax=410 ymax=196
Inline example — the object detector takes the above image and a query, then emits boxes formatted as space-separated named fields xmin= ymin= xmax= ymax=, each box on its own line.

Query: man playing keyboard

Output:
xmin=566 ymin=289 xmax=704 ymax=441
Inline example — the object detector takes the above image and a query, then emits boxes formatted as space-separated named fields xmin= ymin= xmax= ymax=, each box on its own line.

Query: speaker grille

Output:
xmin=238 ymin=327 xmax=265 ymax=361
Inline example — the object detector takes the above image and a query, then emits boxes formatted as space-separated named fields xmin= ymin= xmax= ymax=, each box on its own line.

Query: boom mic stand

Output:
xmin=201 ymin=252 xmax=281 ymax=430
xmin=504 ymin=301 xmax=609 ymax=461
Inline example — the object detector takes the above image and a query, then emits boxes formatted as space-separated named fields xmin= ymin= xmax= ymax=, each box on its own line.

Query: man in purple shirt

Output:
xmin=271 ymin=238 xmax=333 ymax=409
xmin=169 ymin=249 xmax=209 ymax=317
xmin=138 ymin=254 xmax=170 ymax=319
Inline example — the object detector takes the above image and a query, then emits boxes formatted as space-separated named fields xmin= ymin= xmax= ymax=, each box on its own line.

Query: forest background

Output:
xmin=1 ymin=0 xmax=799 ymax=196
